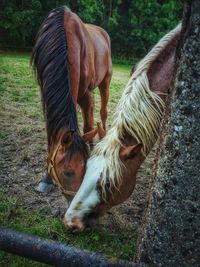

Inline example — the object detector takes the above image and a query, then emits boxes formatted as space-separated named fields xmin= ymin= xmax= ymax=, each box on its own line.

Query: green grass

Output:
xmin=0 ymin=53 xmax=136 ymax=266
xmin=0 ymin=129 xmax=8 ymax=139
xmin=0 ymin=55 xmax=38 ymax=103
xmin=0 ymin=191 xmax=137 ymax=266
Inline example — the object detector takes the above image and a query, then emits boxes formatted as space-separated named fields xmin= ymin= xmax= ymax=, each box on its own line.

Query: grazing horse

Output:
xmin=31 ymin=6 xmax=112 ymax=199
xmin=64 ymin=24 xmax=181 ymax=232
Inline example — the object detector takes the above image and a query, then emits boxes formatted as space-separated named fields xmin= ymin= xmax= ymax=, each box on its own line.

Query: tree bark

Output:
xmin=135 ymin=1 xmax=200 ymax=266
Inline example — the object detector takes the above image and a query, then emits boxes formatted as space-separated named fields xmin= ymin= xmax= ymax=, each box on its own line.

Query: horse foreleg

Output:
xmin=99 ymin=77 xmax=110 ymax=131
xmin=79 ymin=91 xmax=94 ymax=134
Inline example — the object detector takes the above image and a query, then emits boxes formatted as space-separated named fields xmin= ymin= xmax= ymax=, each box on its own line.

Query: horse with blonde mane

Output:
xmin=64 ymin=24 xmax=182 ymax=232
xmin=31 ymin=6 xmax=112 ymax=199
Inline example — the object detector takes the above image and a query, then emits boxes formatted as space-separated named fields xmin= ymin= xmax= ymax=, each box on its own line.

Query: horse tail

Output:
xmin=31 ymin=6 xmax=79 ymax=145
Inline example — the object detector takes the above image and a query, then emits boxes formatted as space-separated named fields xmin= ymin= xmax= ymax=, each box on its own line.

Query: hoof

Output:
xmin=36 ymin=181 xmax=55 ymax=193
xmin=36 ymin=173 xmax=55 ymax=193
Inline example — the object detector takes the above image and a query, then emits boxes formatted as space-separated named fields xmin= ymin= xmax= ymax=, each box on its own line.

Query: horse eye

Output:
xmin=63 ymin=135 xmax=71 ymax=145
xmin=64 ymin=170 xmax=75 ymax=177
xmin=126 ymin=152 xmax=137 ymax=160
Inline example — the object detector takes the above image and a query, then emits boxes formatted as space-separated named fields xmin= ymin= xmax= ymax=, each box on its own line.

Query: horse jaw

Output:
xmin=64 ymin=155 xmax=105 ymax=232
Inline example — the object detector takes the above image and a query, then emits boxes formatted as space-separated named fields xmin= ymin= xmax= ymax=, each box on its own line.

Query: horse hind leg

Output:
xmin=99 ymin=74 xmax=111 ymax=131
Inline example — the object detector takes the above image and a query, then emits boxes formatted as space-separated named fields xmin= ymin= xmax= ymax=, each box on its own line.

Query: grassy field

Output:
xmin=0 ymin=53 xmax=137 ymax=266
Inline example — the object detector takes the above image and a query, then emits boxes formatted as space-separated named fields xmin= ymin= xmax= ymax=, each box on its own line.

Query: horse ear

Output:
xmin=120 ymin=144 xmax=143 ymax=160
xmin=97 ymin=122 xmax=106 ymax=139
xmin=82 ymin=122 xmax=106 ymax=142
xmin=82 ymin=127 xmax=98 ymax=142
xmin=61 ymin=131 xmax=73 ymax=147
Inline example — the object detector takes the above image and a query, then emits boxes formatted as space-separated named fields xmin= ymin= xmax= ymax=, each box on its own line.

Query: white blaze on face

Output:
xmin=64 ymin=155 xmax=106 ymax=221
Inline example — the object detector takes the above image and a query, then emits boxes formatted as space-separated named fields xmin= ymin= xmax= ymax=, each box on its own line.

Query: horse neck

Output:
xmin=31 ymin=7 xmax=79 ymax=148
xmin=148 ymin=31 xmax=181 ymax=99
xmin=93 ymin=25 xmax=181 ymax=200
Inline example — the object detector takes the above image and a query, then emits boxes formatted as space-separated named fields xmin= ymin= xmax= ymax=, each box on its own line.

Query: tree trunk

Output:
xmin=135 ymin=1 xmax=200 ymax=266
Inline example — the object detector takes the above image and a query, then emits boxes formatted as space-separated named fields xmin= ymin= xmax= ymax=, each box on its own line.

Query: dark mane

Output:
xmin=31 ymin=6 xmax=87 ymax=157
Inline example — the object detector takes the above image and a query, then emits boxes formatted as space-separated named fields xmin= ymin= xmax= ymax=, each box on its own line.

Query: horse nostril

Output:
xmin=71 ymin=225 xmax=78 ymax=232
xmin=67 ymin=223 xmax=79 ymax=233
xmin=68 ymin=222 xmax=84 ymax=233
xmin=63 ymin=216 xmax=85 ymax=233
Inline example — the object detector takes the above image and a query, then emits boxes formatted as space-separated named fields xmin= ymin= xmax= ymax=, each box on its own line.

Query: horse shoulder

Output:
xmin=64 ymin=10 xmax=92 ymax=99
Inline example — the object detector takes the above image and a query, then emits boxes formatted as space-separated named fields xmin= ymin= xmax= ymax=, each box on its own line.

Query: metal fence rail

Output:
xmin=0 ymin=227 xmax=142 ymax=267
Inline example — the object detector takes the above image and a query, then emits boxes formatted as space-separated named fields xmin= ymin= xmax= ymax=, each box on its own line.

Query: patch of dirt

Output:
xmin=0 ymin=92 xmax=156 ymax=235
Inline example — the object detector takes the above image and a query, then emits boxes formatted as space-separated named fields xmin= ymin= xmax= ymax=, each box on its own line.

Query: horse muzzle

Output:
xmin=63 ymin=216 xmax=85 ymax=233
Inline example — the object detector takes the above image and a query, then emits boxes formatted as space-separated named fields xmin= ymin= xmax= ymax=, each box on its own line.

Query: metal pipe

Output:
xmin=0 ymin=227 xmax=141 ymax=267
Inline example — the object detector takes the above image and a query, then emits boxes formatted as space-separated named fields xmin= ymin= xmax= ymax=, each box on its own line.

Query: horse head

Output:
xmin=48 ymin=124 xmax=105 ymax=201
xmin=63 ymin=138 xmax=144 ymax=232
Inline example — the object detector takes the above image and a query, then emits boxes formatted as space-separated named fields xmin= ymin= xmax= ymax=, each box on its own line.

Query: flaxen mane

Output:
xmin=92 ymin=24 xmax=181 ymax=197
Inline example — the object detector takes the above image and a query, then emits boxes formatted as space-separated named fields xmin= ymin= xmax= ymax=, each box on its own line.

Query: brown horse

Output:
xmin=31 ymin=6 xmax=112 ymax=199
xmin=64 ymin=24 xmax=181 ymax=232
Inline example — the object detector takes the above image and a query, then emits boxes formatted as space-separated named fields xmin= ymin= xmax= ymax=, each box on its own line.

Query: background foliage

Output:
xmin=0 ymin=0 xmax=183 ymax=58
